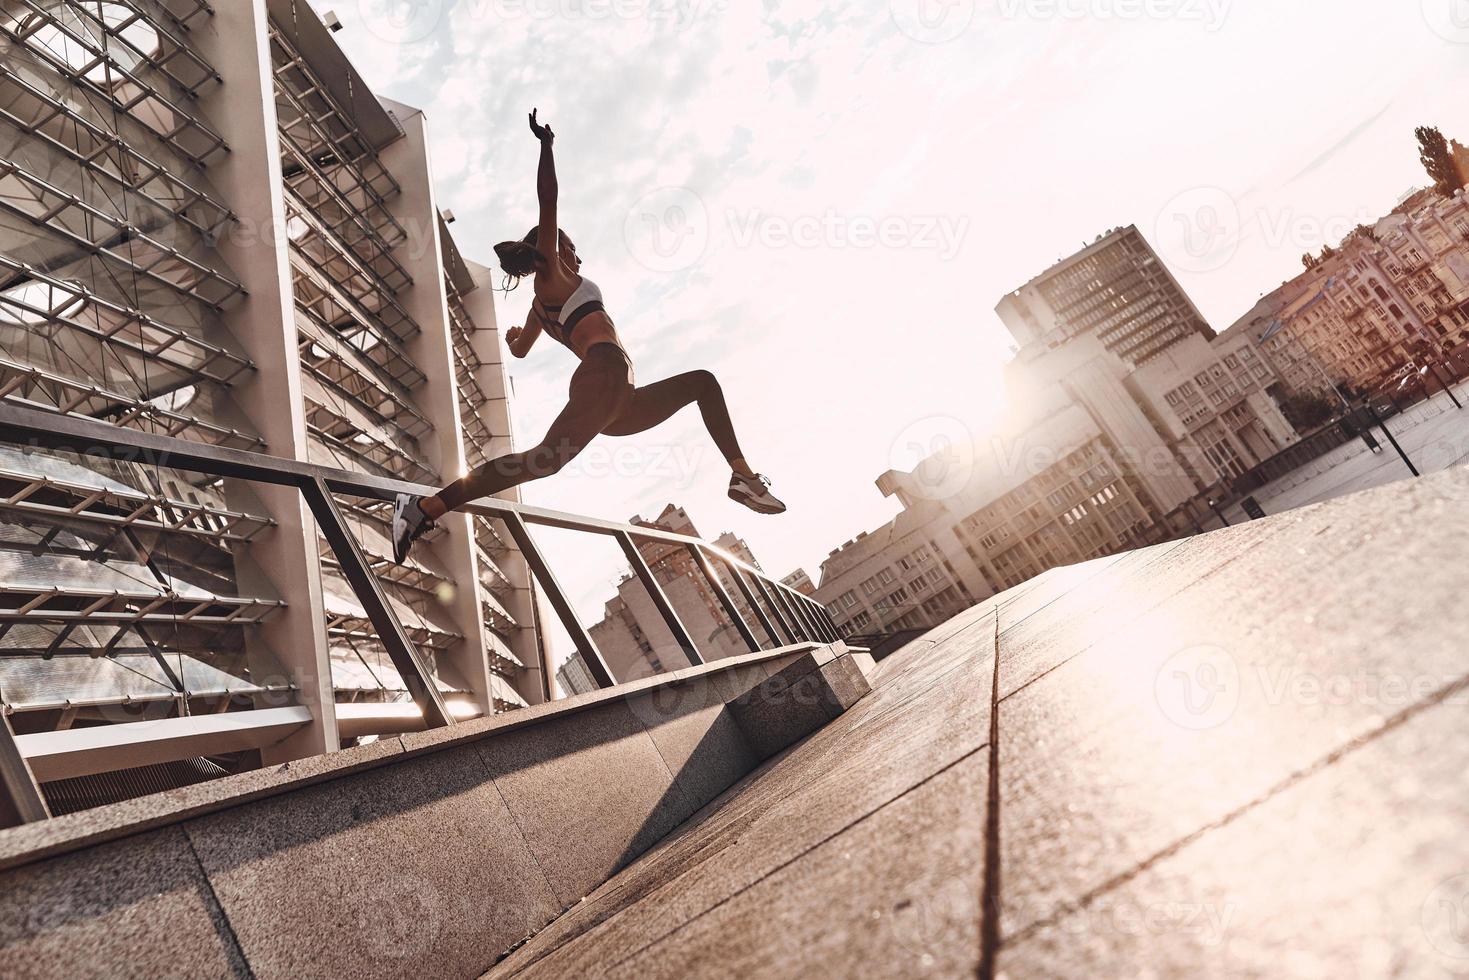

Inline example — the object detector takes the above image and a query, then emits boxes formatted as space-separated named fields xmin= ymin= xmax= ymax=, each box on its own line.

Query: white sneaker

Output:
xmin=391 ymin=493 xmax=434 ymax=563
xmin=728 ymin=473 xmax=787 ymax=515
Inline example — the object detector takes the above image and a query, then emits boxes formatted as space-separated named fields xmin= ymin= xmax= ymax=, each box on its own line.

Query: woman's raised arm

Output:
xmin=528 ymin=109 xmax=558 ymax=267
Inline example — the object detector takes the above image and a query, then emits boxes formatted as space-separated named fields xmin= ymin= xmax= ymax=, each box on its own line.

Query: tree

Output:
xmin=1277 ymin=391 xmax=1337 ymax=432
xmin=1416 ymin=125 xmax=1463 ymax=198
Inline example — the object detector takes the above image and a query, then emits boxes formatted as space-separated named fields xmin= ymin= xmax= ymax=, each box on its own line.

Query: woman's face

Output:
xmin=560 ymin=234 xmax=582 ymax=271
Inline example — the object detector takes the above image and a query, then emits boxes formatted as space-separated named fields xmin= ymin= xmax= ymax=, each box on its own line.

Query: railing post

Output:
xmin=797 ymin=593 xmax=838 ymax=642
xmin=787 ymin=589 xmax=823 ymax=642
xmin=727 ymin=565 xmax=782 ymax=648
xmin=771 ymin=585 xmax=812 ymax=642
xmin=0 ymin=711 xmax=49 ymax=828
xmin=686 ymin=545 xmax=761 ymax=653
xmin=751 ymin=574 xmax=800 ymax=645
xmin=617 ymin=531 xmax=702 ymax=665
xmin=302 ymin=478 xmax=452 ymax=728
xmin=503 ymin=513 xmax=616 ymax=689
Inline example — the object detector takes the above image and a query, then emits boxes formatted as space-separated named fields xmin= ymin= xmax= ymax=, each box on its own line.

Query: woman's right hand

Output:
xmin=506 ymin=325 xmax=525 ymax=348
xmin=528 ymin=108 xmax=554 ymax=144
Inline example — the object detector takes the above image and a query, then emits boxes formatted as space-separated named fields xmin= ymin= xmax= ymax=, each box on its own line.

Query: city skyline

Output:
xmin=320 ymin=0 xmax=1469 ymax=590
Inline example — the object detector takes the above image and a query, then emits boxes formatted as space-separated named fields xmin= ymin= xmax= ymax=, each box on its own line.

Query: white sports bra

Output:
xmin=538 ymin=277 xmax=608 ymax=349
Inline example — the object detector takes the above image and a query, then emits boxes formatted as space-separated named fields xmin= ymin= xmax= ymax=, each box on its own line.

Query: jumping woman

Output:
xmin=393 ymin=109 xmax=786 ymax=562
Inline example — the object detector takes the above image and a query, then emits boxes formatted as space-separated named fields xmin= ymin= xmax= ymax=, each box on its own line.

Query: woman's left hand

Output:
xmin=528 ymin=108 xmax=555 ymax=143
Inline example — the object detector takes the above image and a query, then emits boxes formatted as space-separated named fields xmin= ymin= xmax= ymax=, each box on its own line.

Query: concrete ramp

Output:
xmin=0 ymin=643 xmax=873 ymax=979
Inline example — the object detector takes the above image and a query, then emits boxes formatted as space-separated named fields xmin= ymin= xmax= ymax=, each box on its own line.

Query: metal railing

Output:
xmin=0 ymin=399 xmax=839 ymax=825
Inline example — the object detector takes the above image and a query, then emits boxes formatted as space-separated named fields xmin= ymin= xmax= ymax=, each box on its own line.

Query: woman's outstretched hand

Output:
xmin=528 ymin=108 xmax=554 ymax=144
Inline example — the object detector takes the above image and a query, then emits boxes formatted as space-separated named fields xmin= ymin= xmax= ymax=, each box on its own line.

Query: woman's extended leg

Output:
xmin=603 ymin=368 xmax=787 ymax=514
xmin=393 ymin=349 xmax=634 ymax=560
xmin=602 ymin=369 xmax=748 ymax=466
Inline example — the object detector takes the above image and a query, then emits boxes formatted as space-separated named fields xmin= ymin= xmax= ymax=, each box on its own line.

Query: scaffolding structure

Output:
xmin=0 ymin=0 xmax=544 ymax=813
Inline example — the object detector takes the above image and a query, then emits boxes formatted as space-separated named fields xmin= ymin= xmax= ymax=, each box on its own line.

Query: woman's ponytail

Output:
xmin=493 ymin=227 xmax=548 ymax=288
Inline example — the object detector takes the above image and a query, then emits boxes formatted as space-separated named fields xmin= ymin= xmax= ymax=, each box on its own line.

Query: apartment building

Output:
xmin=1227 ymin=190 xmax=1469 ymax=399
xmin=818 ymin=230 xmax=1304 ymax=631
xmin=995 ymin=225 xmax=1215 ymax=367
xmin=781 ymin=568 xmax=816 ymax=596
xmin=583 ymin=504 xmax=766 ymax=684
xmin=817 ymin=497 xmax=985 ymax=638
xmin=0 ymin=0 xmax=541 ymax=806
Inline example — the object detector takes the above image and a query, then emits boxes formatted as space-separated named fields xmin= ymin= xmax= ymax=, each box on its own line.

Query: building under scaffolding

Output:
xmin=0 ymin=0 xmax=543 ymax=813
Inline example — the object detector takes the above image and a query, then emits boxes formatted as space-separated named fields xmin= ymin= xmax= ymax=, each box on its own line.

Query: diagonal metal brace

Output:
xmin=302 ymin=478 xmax=450 ymax=728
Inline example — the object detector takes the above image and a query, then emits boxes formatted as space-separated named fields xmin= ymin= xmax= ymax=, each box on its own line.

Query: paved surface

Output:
xmin=1226 ymin=379 xmax=1469 ymax=522
xmin=488 ymin=460 xmax=1469 ymax=978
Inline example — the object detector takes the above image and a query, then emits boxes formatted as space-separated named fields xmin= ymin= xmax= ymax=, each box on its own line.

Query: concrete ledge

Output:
xmin=729 ymin=649 xmax=875 ymax=759
xmin=0 ymin=642 xmax=868 ymax=978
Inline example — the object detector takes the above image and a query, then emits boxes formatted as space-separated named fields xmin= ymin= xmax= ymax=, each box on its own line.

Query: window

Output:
xmin=20 ymin=3 xmax=162 ymax=84
xmin=860 ymin=576 xmax=880 ymax=596
xmin=877 ymin=567 xmax=896 ymax=586
xmin=0 ymin=280 xmax=86 ymax=327
xmin=838 ymin=590 xmax=857 ymax=610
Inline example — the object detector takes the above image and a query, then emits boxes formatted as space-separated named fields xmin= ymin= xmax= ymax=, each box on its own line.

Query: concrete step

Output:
xmin=0 ymin=641 xmax=872 ymax=979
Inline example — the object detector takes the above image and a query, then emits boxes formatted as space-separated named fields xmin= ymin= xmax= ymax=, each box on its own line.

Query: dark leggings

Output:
xmin=435 ymin=344 xmax=747 ymax=511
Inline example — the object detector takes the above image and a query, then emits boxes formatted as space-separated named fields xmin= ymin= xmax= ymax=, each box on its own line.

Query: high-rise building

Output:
xmin=818 ymin=230 xmax=1305 ymax=633
xmin=996 ymin=225 xmax=1215 ymax=366
xmin=0 ymin=0 xmax=542 ymax=806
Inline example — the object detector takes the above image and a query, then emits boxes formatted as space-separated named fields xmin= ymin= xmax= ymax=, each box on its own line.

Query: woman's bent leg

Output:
xmin=430 ymin=352 xmax=634 ymax=514
xmin=602 ymin=369 xmax=747 ymax=464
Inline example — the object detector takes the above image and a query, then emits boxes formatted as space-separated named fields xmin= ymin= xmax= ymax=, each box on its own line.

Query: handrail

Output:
xmin=0 ymin=400 xmax=838 ymax=824
xmin=0 ymin=400 xmax=829 ymax=625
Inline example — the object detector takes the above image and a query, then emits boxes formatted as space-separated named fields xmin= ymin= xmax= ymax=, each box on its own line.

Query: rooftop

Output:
xmin=492 ymin=458 xmax=1469 ymax=977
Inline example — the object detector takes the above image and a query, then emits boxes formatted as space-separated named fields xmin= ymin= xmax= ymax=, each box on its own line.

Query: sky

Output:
xmin=315 ymin=0 xmax=1469 ymax=624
